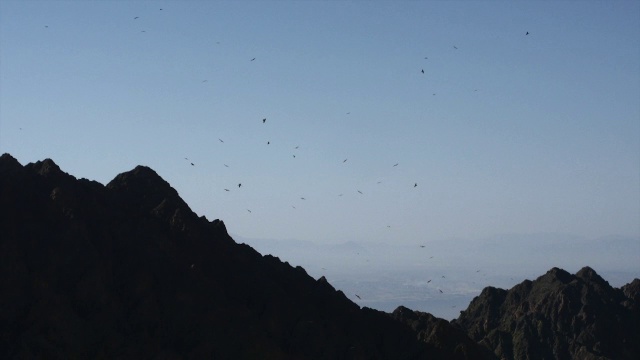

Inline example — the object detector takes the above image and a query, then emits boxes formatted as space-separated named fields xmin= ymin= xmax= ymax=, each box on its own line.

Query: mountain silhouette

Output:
xmin=1 ymin=153 xmax=637 ymax=359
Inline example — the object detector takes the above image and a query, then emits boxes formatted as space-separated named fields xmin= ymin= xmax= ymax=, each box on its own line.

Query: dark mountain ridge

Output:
xmin=1 ymin=153 xmax=637 ymax=359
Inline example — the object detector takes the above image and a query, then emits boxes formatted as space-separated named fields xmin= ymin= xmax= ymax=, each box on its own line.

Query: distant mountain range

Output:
xmin=1 ymin=153 xmax=637 ymax=359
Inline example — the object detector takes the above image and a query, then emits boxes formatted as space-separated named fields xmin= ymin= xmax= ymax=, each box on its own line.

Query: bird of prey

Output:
xmin=238 ymin=183 xmax=242 ymax=188
xmin=44 ymin=25 xmax=48 ymax=28
xmin=355 ymin=294 xmax=361 ymax=299
xmin=250 ymin=58 xmax=256 ymax=61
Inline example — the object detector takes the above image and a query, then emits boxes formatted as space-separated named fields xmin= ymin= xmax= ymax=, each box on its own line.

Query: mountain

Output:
xmin=0 ymin=154 xmax=491 ymax=359
xmin=452 ymin=267 xmax=640 ymax=360
xmin=1 ymin=153 xmax=637 ymax=360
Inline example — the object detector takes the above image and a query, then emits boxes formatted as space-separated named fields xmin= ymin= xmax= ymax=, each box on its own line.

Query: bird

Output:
xmin=357 ymin=190 xmax=363 ymax=194
xmin=414 ymin=183 xmax=417 ymax=187
xmin=453 ymin=46 xmax=458 ymax=49
xmin=355 ymin=294 xmax=361 ymax=299
xmin=238 ymin=183 xmax=242 ymax=188
xmin=421 ymin=69 xmax=424 ymax=74
xmin=346 ymin=112 xmax=351 ymax=115
xmin=343 ymin=159 xmax=348 ymax=163
xmin=300 ymin=197 xmax=306 ymax=200
xmin=134 ymin=16 xmax=139 ymax=19
xmin=224 ymin=189 xmax=230 ymax=192
xmin=393 ymin=163 xmax=399 ymax=167
xmin=247 ymin=209 xmax=252 ymax=213
xmin=250 ymin=58 xmax=256 ymax=61
xmin=420 ymin=245 xmax=425 ymax=248
xmin=263 ymin=118 xmax=266 ymax=123
xmin=427 ymin=279 xmax=432 ymax=283
xmin=294 ymin=145 xmax=299 ymax=149
xmin=293 ymin=154 xmax=296 ymax=158
xmin=224 ymin=164 xmax=229 ymax=167
xmin=218 ymin=138 xmax=224 ymax=143
xmin=526 ymin=31 xmax=529 ymax=35
xmin=267 ymin=141 xmax=270 ymax=145
xmin=190 ymin=163 xmax=194 ymax=166
xmin=439 ymin=289 xmax=443 ymax=293
xmin=202 ymin=80 xmax=208 ymax=83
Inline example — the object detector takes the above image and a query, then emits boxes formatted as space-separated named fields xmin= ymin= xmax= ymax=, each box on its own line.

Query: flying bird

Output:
xmin=263 ymin=118 xmax=266 ymax=123
xmin=238 ymin=183 xmax=242 ymax=188
xmin=414 ymin=183 xmax=417 ymax=187
xmin=293 ymin=154 xmax=296 ymax=158
xmin=526 ymin=31 xmax=529 ymax=35
xmin=218 ymin=138 xmax=224 ymax=143
xmin=421 ymin=69 xmax=424 ymax=74
xmin=300 ymin=197 xmax=306 ymax=200
xmin=190 ymin=163 xmax=194 ymax=166
xmin=439 ymin=289 xmax=443 ymax=293
xmin=134 ymin=16 xmax=139 ymax=19
xmin=453 ymin=46 xmax=458 ymax=49
xmin=343 ymin=159 xmax=348 ymax=163
xmin=294 ymin=145 xmax=299 ymax=149
xmin=224 ymin=189 xmax=230 ymax=192
xmin=393 ymin=163 xmax=399 ymax=167
xmin=420 ymin=245 xmax=425 ymax=248
xmin=357 ymin=190 xmax=363 ymax=194
xmin=250 ymin=58 xmax=256 ymax=61
xmin=427 ymin=279 xmax=432 ymax=283
xmin=224 ymin=164 xmax=229 ymax=167
xmin=355 ymin=294 xmax=361 ymax=299
xmin=247 ymin=209 xmax=252 ymax=213
xmin=267 ymin=141 xmax=270 ymax=145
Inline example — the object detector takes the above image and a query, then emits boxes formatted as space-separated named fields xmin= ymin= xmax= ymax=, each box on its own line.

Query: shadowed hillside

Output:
xmin=1 ymin=153 xmax=637 ymax=360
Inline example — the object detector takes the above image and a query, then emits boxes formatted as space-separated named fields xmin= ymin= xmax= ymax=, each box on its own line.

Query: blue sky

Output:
xmin=1 ymin=1 xmax=639 ymax=316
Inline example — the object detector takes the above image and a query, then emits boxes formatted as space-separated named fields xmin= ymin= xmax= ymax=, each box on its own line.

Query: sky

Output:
xmin=1 ymin=1 xmax=639 ymax=319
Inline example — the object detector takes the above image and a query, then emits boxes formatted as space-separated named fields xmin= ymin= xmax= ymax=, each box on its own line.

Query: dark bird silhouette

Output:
xmin=343 ymin=159 xmax=347 ymax=163
xmin=224 ymin=164 xmax=229 ymax=167
xmin=439 ymin=289 xmax=443 ymax=293
xmin=224 ymin=189 xmax=230 ymax=192
xmin=293 ymin=154 xmax=296 ymax=158
xmin=421 ymin=69 xmax=424 ymax=74
xmin=218 ymin=138 xmax=224 ymax=143
xmin=238 ymin=183 xmax=242 ymax=188
xmin=420 ymin=245 xmax=425 ymax=248
xmin=250 ymin=58 xmax=256 ymax=61
xmin=357 ymin=190 xmax=363 ymax=194
xmin=427 ymin=279 xmax=432 ymax=283
xmin=441 ymin=275 xmax=445 ymax=278
xmin=263 ymin=118 xmax=266 ymax=123
xmin=355 ymin=294 xmax=361 ymax=300
xmin=346 ymin=112 xmax=350 ymax=115
xmin=267 ymin=141 xmax=270 ymax=145
xmin=393 ymin=163 xmax=398 ymax=167
xmin=134 ymin=16 xmax=139 ymax=19
xmin=294 ymin=145 xmax=299 ymax=149
xmin=247 ymin=209 xmax=251 ymax=213
xmin=453 ymin=46 xmax=458 ymax=49
xmin=526 ymin=31 xmax=529 ymax=35
xmin=300 ymin=197 xmax=306 ymax=200
xmin=414 ymin=183 xmax=417 ymax=187
xmin=190 ymin=163 xmax=194 ymax=166
xmin=202 ymin=80 xmax=207 ymax=83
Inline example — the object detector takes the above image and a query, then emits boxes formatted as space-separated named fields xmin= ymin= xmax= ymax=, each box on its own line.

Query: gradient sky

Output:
xmin=2 ymin=1 xmax=639 ymax=250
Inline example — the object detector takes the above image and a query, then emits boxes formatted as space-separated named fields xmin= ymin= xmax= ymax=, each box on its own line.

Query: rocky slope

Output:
xmin=452 ymin=267 xmax=640 ymax=360
xmin=1 ymin=153 xmax=637 ymax=360
xmin=0 ymin=154 xmax=492 ymax=359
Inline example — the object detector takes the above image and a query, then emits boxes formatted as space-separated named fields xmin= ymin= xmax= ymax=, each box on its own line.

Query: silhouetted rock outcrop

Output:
xmin=453 ymin=266 xmax=640 ymax=360
xmin=0 ymin=154 xmax=462 ymax=359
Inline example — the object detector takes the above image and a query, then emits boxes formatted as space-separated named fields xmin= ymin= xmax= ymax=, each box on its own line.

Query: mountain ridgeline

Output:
xmin=0 ymin=153 xmax=638 ymax=359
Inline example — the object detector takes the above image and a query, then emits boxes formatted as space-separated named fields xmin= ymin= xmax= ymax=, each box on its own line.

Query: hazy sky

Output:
xmin=1 ymin=1 xmax=639 ymax=246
